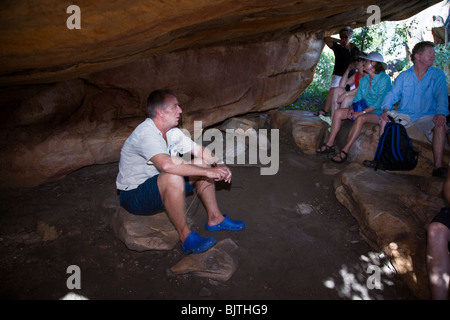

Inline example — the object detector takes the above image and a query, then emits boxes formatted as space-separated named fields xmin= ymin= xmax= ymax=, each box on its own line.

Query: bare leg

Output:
xmin=427 ymin=222 xmax=450 ymax=300
xmin=330 ymin=87 xmax=346 ymax=113
xmin=194 ymin=177 xmax=225 ymax=227
xmin=322 ymin=88 xmax=334 ymax=113
xmin=432 ymin=126 xmax=446 ymax=169
xmin=332 ymin=113 xmax=379 ymax=161
xmin=157 ymin=173 xmax=191 ymax=243
xmin=324 ymin=108 xmax=348 ymax=147
xmin=339 ymin=94 xmax=355 ymax=110
xmin=379 ymin=118 xmax=388 ymax=136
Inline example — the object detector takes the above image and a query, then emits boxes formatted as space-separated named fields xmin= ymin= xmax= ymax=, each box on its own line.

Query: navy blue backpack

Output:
xmin=373 ymin=122 xmax=418 ymax=171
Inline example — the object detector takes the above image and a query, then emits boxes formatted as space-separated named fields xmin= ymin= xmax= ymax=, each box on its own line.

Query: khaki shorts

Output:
xmin=395 ymin=113 xmax=445 ymax=143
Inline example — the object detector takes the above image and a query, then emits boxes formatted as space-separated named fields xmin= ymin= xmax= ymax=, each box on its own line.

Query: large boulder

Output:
xmin=334 ymin=163 xmax=446 ymax=299
xmin=110 ymin=208 xmax=182 ymax=252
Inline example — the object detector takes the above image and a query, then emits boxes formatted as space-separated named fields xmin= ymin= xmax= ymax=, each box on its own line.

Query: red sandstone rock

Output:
xmin=0 ymin=0 xmax=435 ymax=85
xmin=0 ymin=1 xmax=441 ymax=187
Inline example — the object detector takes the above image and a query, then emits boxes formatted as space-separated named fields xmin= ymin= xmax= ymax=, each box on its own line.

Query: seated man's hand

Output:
xmin=433 ymin=114 xmax=447 ymax=127
xmin=207 ymin=165 xmax=232 ymax=183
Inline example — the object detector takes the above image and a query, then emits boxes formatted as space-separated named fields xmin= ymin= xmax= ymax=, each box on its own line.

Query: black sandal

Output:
xmin=316 ymin=144 xmax=335 ymax=154
xmin=331 ymin=151 xmax=348 ymax=163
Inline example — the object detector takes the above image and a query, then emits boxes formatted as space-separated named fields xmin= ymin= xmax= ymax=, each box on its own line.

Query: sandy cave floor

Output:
xmin=0 ymin=140 xmax=417 ymax=300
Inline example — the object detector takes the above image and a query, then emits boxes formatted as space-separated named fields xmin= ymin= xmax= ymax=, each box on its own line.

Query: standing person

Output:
xmin=427 ymin=170 xmax=450 ymax=299
xmin=379 ymin=41 xmax=449 ymax=178
xmin=315 ymin=27 xmax=360 ymax=117
xmin=316 ymin=52 xmax=392 ymax=163
xmin=116 ymin=89 xmax=245 ymax=254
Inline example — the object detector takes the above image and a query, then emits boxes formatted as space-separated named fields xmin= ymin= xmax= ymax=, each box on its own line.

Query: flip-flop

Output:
xmin=319 ymin=114 xmax=332 ymax=126
xmin=181 ymin=231 xmax=216 ymax=254
xmin=205 ymin=215 xmax=246 ymax=232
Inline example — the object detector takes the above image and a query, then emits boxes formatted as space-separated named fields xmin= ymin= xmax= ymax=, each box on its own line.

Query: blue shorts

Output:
xmin=431 ymin=207 xmax=450 ymax=252
xmin=432 ymin=207 xmax=450 ymax=230
xmin=119 ymin=175 xmax=194 ymax=216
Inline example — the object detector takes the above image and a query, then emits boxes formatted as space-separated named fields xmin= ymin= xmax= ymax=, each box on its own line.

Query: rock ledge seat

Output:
xmin=271 ymin=109 xmax=450 ymax=299
xmin=272 ymin=110 xmax=450 ymax=175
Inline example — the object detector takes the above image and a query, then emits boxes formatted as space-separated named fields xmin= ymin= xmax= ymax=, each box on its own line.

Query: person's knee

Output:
xmin=334 ymin=109 xmax=347 ymax=120
xmin=332 ymin=87 xmax=342 ymax=97
xmin=343 ymin=96 xmax=353 ymax=108
xmin=158 ymin=173 xmax=185 ymax=194
xmin=354 ymin=116 xmax=366 ymax=125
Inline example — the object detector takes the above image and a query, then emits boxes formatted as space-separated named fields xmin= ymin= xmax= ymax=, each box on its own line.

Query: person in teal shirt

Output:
xmin=316 ymin=52 xmax=392 ymax=163
xmin=379 ymin=41 xmax=449 ymax=178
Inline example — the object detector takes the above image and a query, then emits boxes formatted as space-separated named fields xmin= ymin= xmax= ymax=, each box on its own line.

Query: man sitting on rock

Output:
xmin=379 ymin=41 xmax=449 ymax=178
xmin=116 ymin=89 xmax=245 ymax=254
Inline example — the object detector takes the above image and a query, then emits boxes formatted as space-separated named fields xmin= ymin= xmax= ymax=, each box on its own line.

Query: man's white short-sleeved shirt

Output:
xmin=116 ymin=118 xmax=195 ymax=191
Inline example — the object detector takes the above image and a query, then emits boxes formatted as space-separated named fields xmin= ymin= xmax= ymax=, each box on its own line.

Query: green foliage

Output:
xmin=435 ymin=44 xmax=450 ymax=70
xmin=308 ymin=50 xmax=334 ymax=95
xmin=390 ymin=58 xmax=413 ymax=80
xmin=282 ymin=51 xmax=334 ymax=111
xmin=352 ymin=26 xmax=374 ymax=53
xmin=353 ymin=20 xmax=419 ymax=58
xmin=434 ymin=44 xmax=450 ymax=87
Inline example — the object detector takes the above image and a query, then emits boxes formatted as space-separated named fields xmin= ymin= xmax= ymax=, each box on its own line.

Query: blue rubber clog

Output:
xmin=205 ymin=215 xmax=246 ymax=232
xmin=181 ymin=231 xmax=216 ymax=254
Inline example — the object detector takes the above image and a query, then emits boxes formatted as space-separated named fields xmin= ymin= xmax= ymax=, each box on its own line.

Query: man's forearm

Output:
xmin=192 ymin=144 xmax=222 ymax=165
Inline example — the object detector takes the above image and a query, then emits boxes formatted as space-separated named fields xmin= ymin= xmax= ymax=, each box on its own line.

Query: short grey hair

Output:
xmin=410 ymin=41 xmax=435 ymax=63
xmin=146 ymin=89 xmax=176 ymax=119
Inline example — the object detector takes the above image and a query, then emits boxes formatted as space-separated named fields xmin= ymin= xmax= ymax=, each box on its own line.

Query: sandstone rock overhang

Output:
xmin=0 ymin=0 xmax=441 ymax=187
xmin=0 ymin=0 xmax=439 ymax=86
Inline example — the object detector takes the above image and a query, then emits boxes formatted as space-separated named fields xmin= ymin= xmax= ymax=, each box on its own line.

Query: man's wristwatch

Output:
xmin=362 ymin=110 xmax=366 ymax=114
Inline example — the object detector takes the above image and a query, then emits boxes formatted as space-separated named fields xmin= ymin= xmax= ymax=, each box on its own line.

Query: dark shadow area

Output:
xmin=0 ymin=140 xmax=416 ymax=300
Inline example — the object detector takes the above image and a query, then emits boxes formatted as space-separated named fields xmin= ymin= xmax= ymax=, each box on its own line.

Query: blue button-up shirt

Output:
xmin=381 ymin=66 xmax=449 ymax=122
